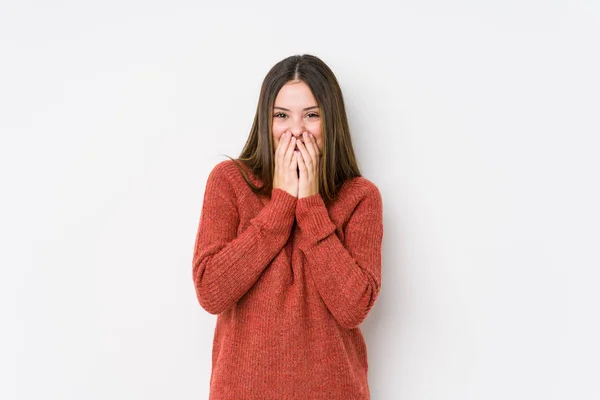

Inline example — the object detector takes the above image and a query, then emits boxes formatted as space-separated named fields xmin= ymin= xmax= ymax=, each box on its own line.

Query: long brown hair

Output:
xmin=225 ymin=54 xmax=361 ymax=205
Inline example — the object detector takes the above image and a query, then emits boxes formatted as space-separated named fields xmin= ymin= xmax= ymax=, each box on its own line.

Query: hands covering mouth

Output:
xmin=273 ymin=130 xmax=321 ymax=199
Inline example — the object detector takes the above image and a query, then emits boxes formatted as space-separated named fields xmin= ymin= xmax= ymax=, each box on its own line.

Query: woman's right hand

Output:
xmin=273 ymin=131 xmax=299 ymax=198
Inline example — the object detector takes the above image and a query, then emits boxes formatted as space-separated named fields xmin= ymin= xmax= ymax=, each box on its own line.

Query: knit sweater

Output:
xmin=192 ymin=159 xmax=384 ymax=400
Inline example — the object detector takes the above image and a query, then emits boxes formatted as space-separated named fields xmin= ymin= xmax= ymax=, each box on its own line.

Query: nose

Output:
xmin=288 ymin=119 xmax=306 ymax=138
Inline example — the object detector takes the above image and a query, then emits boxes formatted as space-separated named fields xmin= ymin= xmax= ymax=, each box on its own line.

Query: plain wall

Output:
xmin=3 ymin=1 xmax=599 ymax=399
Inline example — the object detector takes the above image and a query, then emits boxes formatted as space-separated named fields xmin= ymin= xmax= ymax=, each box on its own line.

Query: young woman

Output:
xmin=192 ymin=54 xmax=384 ymax=399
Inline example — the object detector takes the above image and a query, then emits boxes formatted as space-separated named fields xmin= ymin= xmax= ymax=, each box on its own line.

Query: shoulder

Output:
xmin=341 ymin=176 xmax=382 ymax=203
xmin=203 ymin=160 xmax=243 ymax=201
xmin=333 ymin=176 xmax=383 ymax=218
xmin=208 ymin=159 xmax=239 ymax=179
xmin=206 ymin=158 xmax=249 ymax=186
xmin=205 ymin=159 xmax=260 ymax=202
xmin=335 ymin=176 xmax=383 ymax=228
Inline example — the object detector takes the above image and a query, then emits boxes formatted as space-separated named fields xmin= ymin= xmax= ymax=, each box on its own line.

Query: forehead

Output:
xmin=274 ymin=80 xmax=317 ymax=105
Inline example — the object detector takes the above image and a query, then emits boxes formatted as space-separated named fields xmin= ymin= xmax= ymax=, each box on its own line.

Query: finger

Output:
xmin=295 ymin=137 xmax=313 ymax=169
xmin=301 ymin=132 xmax=316 ymax=163
xmin=303 ymin=131 xmax=319 ymax=160
xmin=284 ymin=136 xmax=296 ymax=167
xmin=275 ymin=131 xmax=291 ymax=171
xmin=275 ymin=131 xmax=290 ymax=159
xmin=297 ymin=148 xmax=307 ymax=172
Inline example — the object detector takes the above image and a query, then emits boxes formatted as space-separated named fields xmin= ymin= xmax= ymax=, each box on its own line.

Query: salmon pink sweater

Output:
xmin=192 ymin=159 xmax=384 ymax=399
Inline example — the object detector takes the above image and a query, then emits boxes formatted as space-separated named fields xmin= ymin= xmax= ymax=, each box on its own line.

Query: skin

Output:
xmin=271 ymin=80 xmax=322 ymax=199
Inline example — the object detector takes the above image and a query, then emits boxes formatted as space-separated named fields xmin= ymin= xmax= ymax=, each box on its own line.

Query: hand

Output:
xmin=296 ymin=131 xmax=321 ymax=199
xmin=272 ymin=130 xmax=299 ymax=197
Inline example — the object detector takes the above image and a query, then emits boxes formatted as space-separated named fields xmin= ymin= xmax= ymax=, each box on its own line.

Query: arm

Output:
xmin=192 ymin=162 xmax=297 ymax=315
xmin=296 ymin=185 xmax=383 ymax=329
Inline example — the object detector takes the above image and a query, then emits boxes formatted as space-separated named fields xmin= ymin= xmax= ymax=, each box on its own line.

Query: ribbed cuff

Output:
xmin=258 ymin=188 xmax=297 ymax=234
xmin=296 ymin=193 xmax=336 ymax=242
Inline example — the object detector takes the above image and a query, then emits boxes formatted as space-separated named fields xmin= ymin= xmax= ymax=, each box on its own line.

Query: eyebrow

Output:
xmin=273 ymin=106 xmax=319 ymax=112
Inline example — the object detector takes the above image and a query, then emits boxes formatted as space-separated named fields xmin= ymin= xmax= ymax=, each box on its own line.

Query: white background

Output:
xmin=3 ymin=1 xmax=599 ymax=399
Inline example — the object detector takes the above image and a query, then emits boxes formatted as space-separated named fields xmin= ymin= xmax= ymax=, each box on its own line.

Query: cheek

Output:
xmin=308 ymin=123 xmax=323 ymax=149
xmin=272 ymin=124 xmax=286 ymax=138
xmin=272 ymin=127 xmax=285 ymax=149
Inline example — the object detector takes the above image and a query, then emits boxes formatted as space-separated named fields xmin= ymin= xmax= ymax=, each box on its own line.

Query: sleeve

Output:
xmin=295 ymin=185 xmax=383 ymax=329
xmin=192 ymin=162 xmax=297 ymax=315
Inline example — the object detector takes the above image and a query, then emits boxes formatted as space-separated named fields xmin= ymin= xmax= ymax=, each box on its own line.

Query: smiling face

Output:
xmin=272 ymin=80 xmax=323 ymax=153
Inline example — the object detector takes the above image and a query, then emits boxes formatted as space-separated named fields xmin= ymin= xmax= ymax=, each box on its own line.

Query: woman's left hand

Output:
xmin=296 ymin=131 xmax=321 ymax=199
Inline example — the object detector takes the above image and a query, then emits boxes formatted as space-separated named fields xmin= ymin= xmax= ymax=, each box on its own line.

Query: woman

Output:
xmin=192 ymin=54 xmax=384 ymax=399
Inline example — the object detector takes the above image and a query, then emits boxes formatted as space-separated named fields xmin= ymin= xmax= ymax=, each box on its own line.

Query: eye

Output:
xmin=306 ymin=112 xmax=320 ymax=118
xmin=273 ymin=112 xmax=287 ymax=118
